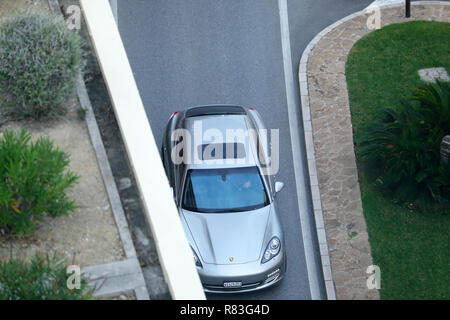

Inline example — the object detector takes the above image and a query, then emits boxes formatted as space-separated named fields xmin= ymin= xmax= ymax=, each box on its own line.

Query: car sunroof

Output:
xmin=198 ymin=142 xmax=246 ymax=160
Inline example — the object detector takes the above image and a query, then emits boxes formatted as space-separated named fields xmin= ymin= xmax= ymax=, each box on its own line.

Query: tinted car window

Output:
xmin=182 ymin=166 xmax=269 ymax=213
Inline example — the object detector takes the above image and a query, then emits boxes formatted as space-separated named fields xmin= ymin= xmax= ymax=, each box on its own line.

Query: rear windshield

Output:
xmin=182 ymin=166 xmax=269 ymax=213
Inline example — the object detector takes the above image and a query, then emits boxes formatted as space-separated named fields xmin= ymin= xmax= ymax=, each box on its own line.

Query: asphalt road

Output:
xmin=117 ymin=0 xmax=374 ymax=300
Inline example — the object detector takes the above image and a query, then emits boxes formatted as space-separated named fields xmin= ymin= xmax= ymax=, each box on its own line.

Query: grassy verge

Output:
xmin=346 ymin=20 xmax=450 ymax=299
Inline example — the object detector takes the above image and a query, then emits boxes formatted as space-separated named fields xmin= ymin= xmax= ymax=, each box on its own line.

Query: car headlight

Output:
xmin=192 ymin=247 xmax=202 ymax=268
xmin=261 ymin=236 xmax=281 ymax=264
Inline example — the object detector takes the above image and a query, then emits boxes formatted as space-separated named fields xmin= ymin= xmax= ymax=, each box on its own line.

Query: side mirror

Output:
xmin=274 ymin=181 xmax=284 ymax=195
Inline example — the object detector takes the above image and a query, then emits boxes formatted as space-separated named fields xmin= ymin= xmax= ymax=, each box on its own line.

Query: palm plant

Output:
xmin=411 ymin=80 xmax=450 ymax=142
xmin=358 ymin=80 xmax=450 ymax=205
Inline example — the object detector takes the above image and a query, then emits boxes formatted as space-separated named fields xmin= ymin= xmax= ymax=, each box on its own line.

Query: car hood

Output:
xmin=181 ymin=205 xmax=271 ymax=265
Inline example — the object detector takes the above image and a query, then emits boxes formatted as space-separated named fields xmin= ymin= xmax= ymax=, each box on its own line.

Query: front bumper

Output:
xmin=199 ymin=250 xmax=286 ymax=294
xmin=203 ymin=271 xmax=285 ymax=294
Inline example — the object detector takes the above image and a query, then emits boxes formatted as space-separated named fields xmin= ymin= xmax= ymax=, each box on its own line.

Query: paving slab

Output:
xmin=418 ymin=67 xmax=450 ymax=83
xmin=82 ymin=258 xmax=149 ymax=299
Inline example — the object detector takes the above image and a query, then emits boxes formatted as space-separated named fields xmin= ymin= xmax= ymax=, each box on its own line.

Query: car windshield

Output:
xmin=182 ymin=166 xmax=269 ymax=213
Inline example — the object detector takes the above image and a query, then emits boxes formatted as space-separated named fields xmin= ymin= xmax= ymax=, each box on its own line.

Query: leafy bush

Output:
xmin=0 ymin=253 xmax=93 ymax=300
xmin=411 ymin=80 xmax=450 ymax=137
xmin=0 ymin=129 xmax=79 ymax=235
xmin=0 ymin=13 xmax=85 ymax=119
xmin=358 ymin=81 xmax=450 ymax=206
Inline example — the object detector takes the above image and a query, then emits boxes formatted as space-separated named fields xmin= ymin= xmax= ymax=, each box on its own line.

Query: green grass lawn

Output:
xmin=346 ymin=21 xmax=450 ymax=299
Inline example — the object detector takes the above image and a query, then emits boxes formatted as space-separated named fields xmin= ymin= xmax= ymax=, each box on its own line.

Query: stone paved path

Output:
xmin=302 ymin=2 xmax=450 ymax=299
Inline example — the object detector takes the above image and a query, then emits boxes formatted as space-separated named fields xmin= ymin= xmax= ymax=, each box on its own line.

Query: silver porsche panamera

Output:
xmin=161 ymin=105 xmax=286 ymax=293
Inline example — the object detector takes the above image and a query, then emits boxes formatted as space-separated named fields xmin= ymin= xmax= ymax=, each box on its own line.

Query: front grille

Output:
xmin=204 ymin=281 xmax=262 ymax=291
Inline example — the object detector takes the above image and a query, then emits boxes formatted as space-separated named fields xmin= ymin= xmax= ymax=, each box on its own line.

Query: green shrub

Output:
xmin=411 ymin=80 xmax=450 ymax=138
xmin=358 ymin=81 xmax=450 ymax=206
xmin=0 ymin=129 xmax=79 ymax=235
xmin=0 ymin=13 xmax=85 ymax=119
xmin=0 ymin=253 xmax=93 ymax=300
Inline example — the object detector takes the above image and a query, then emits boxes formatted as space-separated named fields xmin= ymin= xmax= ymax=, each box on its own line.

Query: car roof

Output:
xmin=183 ymin=113 xmax=259 ymax=170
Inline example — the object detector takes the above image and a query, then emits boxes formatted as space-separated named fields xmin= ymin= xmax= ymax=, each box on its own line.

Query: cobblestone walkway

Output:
xmin=303 ymin=2 xmax=450 ymax=299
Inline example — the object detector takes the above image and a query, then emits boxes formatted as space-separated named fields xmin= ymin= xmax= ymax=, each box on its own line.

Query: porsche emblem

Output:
xmin=229 ymin=257 xmax=234 ymax=262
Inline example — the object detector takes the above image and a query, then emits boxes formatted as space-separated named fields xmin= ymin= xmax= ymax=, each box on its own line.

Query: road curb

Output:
xmin=298 ymin=0 xmax=449 ymax=300
xmin=75 ymin=74 xmax=138 ymax=260
xmin=48 ymin=0 xmax=150 ymax=300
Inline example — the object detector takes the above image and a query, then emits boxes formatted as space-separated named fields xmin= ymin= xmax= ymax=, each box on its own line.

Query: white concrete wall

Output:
xmin=79 ymin=0 xmax=205 ymax=300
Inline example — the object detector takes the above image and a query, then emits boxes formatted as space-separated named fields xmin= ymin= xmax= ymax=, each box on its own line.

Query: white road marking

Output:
xmin=278 ymin=0 xmax=323 ymax=300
